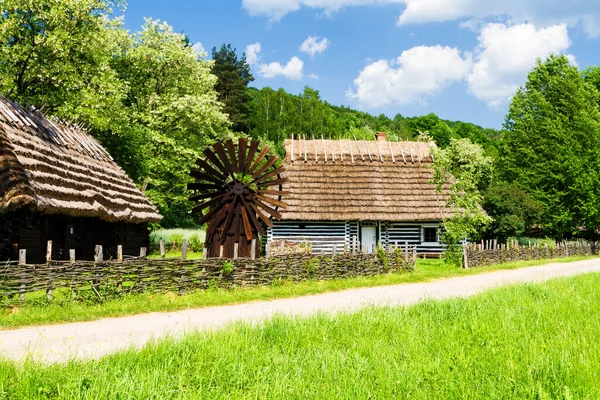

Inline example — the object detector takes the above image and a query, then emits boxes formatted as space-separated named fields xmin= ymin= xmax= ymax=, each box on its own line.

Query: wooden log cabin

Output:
xmin=0 ymin=96 xmax=162 ymax=263
xmin=268 ymin=132 xmax=453 ymax=256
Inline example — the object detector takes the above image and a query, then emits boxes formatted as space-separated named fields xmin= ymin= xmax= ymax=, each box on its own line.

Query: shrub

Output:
xmin=188 ymin=234 xmax=203 ymax=253
xmin=169 ymin=233 xmax=184 ymax=252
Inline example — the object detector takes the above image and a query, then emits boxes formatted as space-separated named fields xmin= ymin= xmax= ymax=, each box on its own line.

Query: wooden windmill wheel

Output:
xmin=188 ymin=138 xmax=287 ymax=258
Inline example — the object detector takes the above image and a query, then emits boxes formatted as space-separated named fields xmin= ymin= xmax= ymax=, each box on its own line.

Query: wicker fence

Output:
xmin=0 ymin=243 xmax=416 ymax=305
xmin=464 ymin=240 xmax=597 ymax=268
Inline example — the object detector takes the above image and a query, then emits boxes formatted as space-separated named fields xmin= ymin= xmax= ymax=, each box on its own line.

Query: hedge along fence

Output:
xmin=0 ymin=242 xmax=416 ymax=306
xmin=463 ymin=240 xmax=598 ymax=268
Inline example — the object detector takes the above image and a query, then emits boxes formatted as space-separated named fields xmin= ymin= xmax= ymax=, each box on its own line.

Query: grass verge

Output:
xmin=0 ymin=256 xmax=596 ymax=330
xmin=2 ymin=273 xmax=600 ymax=398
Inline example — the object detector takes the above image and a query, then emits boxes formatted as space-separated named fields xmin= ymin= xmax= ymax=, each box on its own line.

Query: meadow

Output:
xmin=1 ymin=272 xmax=599 ymax=398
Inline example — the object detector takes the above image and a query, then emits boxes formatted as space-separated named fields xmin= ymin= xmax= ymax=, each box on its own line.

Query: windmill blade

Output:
xmin=225 ymin=139 xmax=239 ymax=174
xmin=213 ymin=142 xmax=233 ymax=175
xmin=254 ymin=165 xmax=285 ymax=185
xmin=233 ymin=206 xmax=242 ymax=242
xmin=256 ymin=194 xmax=287 ymax=208
xmin=220 ymin=196 xmax=238 ymax=240
xmin=189 ymin=192 xmax=219 ymax=202
xmin=255 ymin=200 xmax=283 ymax=220
xmin=203 ymin=148 xmax=229 ymax=176
xmin=198 ymin=203 xmax=227 ymax=226
xmin=238 ymin=138 xmax=247 ymax=173
xmin=240 ymin=206 xmax=253 ymax=241
xmin=252 ymin=155 xmax=279 ymax=179
xmin=190 ymin=169 xmax=223 ymax=184
xmin=250 ymin=203 xmax=274 ymax=228
xmin=195 ymin=158 xmax=227 ymax=181
xmin=245 ymin=140 xmax=260 ymax=172
xmin=206 ymin=206 xmax=228 ymax=238
xmin=241 ymin=198 xmax=265 ymax=236
xmin=248 ymin=146 xmax=270 ymax=175
xmin=257 ymin=189 xmax=290 ymax=197
xmin=191 ymin=193 xmax=230 ymax=214
xmin=257 ymin=177 xmax=288 ymax=188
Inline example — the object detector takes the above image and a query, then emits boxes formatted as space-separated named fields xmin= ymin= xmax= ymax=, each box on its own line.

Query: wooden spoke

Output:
xmin=251 ymin=203 xmax=274 ymax=228
xmin=191 ymin=194 xmax=230 ymax=214
xmin=251 ymin=155 xmax=279 ymax=179
xmin=241 ymin=198 xmax=264 ymax=236
xmin=225 ymin=139 xmax=238 ymax=174
xmin=257 ymin=189 xmax=290 ymax=197
xmin=255 ymin=194 xmax=287 ymax=209
xmin=189 ymin=192 xmax=219 ymax=202
xmin=240 ymin=206 xmax=253 ymax=241
xmin=188 ymin=182 xmax=222 ymax=191
xmin=213 ymin=142 xmax=233 ymax=174
xmin=255 ymin=200 xmax=283 ymax=220
xmin=189 ymin=169 xmax=223 ymax=184
xmin=248 ymin=146 xmax=270 ymax=175
xmin=254 ymin=165 xmax=285 ymax=185
xmin=257 ymin=177 xmax=288 ymax=188
xmin=238 ymin=138 xmax=247 ymax=173
xmin=203 ymin=148 xmax=229 ymax=176
xmin=195 ymin=158 xmax=226 ymax=181
xmin=245 ymin=140 xmax=260 ymax=172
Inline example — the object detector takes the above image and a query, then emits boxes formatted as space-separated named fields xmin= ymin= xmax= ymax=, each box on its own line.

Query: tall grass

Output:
xmin=149 ymin=229 xmax=205 ymax=253
xmin=2 ymin=273 xmax=600 ymax=398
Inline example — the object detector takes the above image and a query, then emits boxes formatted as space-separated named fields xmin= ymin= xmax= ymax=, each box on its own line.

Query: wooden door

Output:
xmin=361 ymin=225 xmax=377 ymax=254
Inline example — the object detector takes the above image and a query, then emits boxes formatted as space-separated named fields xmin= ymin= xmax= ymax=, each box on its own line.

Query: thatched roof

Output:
xmin=0 ymin=96 xmax=161 ymax=223
xmin=280 ymin=134 xmax=452 ymax=221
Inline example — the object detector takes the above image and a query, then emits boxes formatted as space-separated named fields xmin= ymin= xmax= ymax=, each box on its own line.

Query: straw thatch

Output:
xmin=0 ymin=96 xmax=161 ymax=223
xmin=281 ymin=136 xmax=452 ymax=221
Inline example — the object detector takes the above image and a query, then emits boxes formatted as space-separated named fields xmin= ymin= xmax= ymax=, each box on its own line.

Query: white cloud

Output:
xmin=192 ymin=42 xmax=206 ymax=57
xmin=245 ymin=42 xmax=262 ymax=65
xmin=309 ymin=73 xmax=320 ymax=80
xmin=259 ymin=56 xmax=305 ymax=79
xmin=300 ymin=36 xmax=330 ymax=57
xmin=347 ymin=45 xmax=472 ymax=107
xmin=466 ymin=23 xmax=574 ymax=107
xmin=242 ymin=0 xmax=600 ymax=37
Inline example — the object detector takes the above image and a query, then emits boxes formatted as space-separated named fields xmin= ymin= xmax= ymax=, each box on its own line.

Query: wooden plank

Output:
xmin=255 ymin=194 xmax=287 ymax=208
xmin=225 ymin=139 xmax=238 ymax=173
xmin=213 ymin=142 xmax=233 ymax=174
xmin=245 ymin=140 xmax=260 ymax=173
xmin=240 ymin=206 xmax=253 ymax=241
xmin=238 ymin=137 xmax=247 ymax=173
xmin=291 ymin=133 xmax=295 ymax=162
xmin=194 ymin=158 xmax=226 ymax=180
xmin=248 ymin=146 xmax=270 ymax=175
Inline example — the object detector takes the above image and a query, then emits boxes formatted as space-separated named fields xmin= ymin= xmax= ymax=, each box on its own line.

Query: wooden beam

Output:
xmin=364 ymin=140 xmax=372 ymax=161
xmin=388 ymin=139 xmax=395 ymax=163
xmin=313 ymin=135 xmax=318 ymax=162
xmin=330 ymin=139 xmax=335 ymax=163
xmin=322 ymin=136 xmax=328 ymax=162
xmin=397 ymin=139 xmax=407 ymax=164
xmin=339 ymin=140 xmax=344 ymax=162
xmin=291 ymin=133 xmax=295 ymax=162
xmin=303 ymin=135 xmax=308 ymax=162
xmin=354 ymin=136 xmax=364 ymax=161
xmin=374 ymin=136 xmax=384 ymax=162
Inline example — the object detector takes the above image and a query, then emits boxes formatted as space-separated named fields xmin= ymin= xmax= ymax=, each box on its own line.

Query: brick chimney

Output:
xmin=376 ymin=132 xmax=387 ymax=142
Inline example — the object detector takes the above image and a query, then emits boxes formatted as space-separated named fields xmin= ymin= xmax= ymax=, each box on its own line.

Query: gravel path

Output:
xmin=2 ymin=258 xmax=600 ymax=364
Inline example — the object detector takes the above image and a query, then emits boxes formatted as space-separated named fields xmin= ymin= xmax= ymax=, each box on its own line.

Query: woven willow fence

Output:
xmin=464 ymin=240 xmax=597 ymax=268
xmin=0 ymin=244 xmax=415 ymax=305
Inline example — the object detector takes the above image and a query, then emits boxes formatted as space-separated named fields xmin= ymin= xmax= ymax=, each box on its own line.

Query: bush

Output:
xmin=169 ymin=233 xmax=184 ymax=252
xmin=188 ymin=234 xmax=203 ymax=253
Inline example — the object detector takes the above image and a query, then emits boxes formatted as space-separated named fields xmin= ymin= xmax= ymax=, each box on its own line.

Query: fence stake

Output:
xmin=352 ymin=236 xmax=356 ymax=256
xmin=372 ymin=243 xmax=377 ymax=254
xmin=219 ymin=245 xmax=224 ymax=259
xmin=332 ymin=244 xmax=337 ymax=258
xmin=251 ymin=239 xmax=257 ymax=259
xmin=69 ymin=249 xmax=77 ymax=298
xmin=19 ymin=249 xmax=26 ymax=302
xmin=116 ymin=245 xmax=123 ymax=292
xmin=45 ymin=240 xmax=53 ymax=300
xmin=265 ymin=242 xmax=271 ymax=260
xmin=181 ymin=240 xmax=187 ymax=261
xmin=463 ymin=242 xmax=469 ymax=269
xmin=280 ymin=240 xmax=285 ymax=255
xmin=233 ymin=243 xmax=239 ymax=260
xmin=404 ymin=241 xmax=409 ymax=262
xmin=160 ymin=239 xmax=165 ymax=259
xmin=93 ymin=245 xmax=103 ymax=298
xmin=202 ymin=247 xmax=208 ymax=260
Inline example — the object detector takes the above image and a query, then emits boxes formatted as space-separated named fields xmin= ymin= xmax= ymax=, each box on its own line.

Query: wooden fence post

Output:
xmin=219 ymin=245 xmax=224 ymax=259
xmin=280 ymin=240 xmax=285 ymax=255
xmin=181 ymin=240 xmax=187 ymax=261
xmin=233 ymin=243 xmax=239 ymax=260
xmin=160 ymin=239 xmax=165 ymax=259
xmin=332 ymin=244 xmax=337 ymax=258
xmin=351 ymin=236 xmax=356 ymax=256
xmin=19 ymin=249 xmax=26 ymax=302
xmin=46 ymin=240 xmax=53 ymax=300
xmin=404 ymin=241 xmax=409 ymax=262
xmin=202 ymin=247 xmax=208 ymax=260
xmin=116 ymin=245 xmax=123 ymax=292
xmin=250 ymin=239 xmax=257 ymax=260
xmin=463 ymin=242 xmax=469 ymax=269
xmin=69 ymin=249 xmax=77 ymax=298
xmin=371 ymin=243 xmax=377 ymax=254
xmin=93 ymin=245 xmax=103 ymax=298
xmin=265 ymin=242 xmax=271 ymax=260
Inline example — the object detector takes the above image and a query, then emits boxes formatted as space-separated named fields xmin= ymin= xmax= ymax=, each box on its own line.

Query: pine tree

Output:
xmin=499 ymin=55 xmax=600 ymax=239
xmin=211 ymin=44 xmax=254 ymax=133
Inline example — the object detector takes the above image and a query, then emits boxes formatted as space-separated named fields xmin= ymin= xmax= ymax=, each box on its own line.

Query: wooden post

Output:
xmin=160 ymin=239 xmax=165 ymax=259
xmin=46 ymin=240 xmax=53 ymax=300
xmin=372 ymin=243 xmax=377 ymax=254
xmin=265 ymin=242 xmax=271 ymax=260
xmin=219 ymin=245 xmax=224 ymax=259
xmin=116 ymin=245 xmax=123 ymax=292
xmin=140 ymin=247 xmax=147 ymax=258
xmin=404 ymin=241 xmax=409 ymax=262
xmin=463 ymin=242 xmax=468 ymax=269
xmin=250 ymin=239 xmax=257 ymax=260
xmin=117 ymin=245 xmax=123 ymax=262
xmin=19 ymin=249 xmax=26 ymax=302
xmin=233 ymin=242 xmax=239 ymax=260
xmin=280 ymin=239 xmax=285 ymax=255
xmin=181 ymin=240 xmax=187 ymax=261
xmin=493 ymin=239 xmax=497 ymax=250
xmin=344 ymin=242 xmax=348 ymax=254
xmin=413 ymin=245 xmax=417 ymax=262
xmin=352 ymin=236 xmax=356 ymax=256
xmin=69 ymin=249 xmax=77 ymax=298
xmin=93 ymin=245 xmax=102 ymax=297
xmin=202 ymin=247 xmax=208 ymax=260
xmin=332 ymin=244 xmax=337 ymax=258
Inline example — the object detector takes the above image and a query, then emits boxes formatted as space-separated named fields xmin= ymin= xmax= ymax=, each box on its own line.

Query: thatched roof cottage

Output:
xmin=0 ymin=96 xmax=161 ymax=263
xmin=269 ymin=133 xmax=452 ymax=255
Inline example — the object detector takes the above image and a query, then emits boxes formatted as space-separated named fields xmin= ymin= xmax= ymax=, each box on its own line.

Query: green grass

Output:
xmin=2 ymin=273 xmax=600 ymax=398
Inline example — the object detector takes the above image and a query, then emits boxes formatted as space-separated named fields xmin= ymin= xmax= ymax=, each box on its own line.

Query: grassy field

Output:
xmin=2 ymin=272 xmax=600 ymax=398
xmin=0 ymin=256 xmax=596 ymax=330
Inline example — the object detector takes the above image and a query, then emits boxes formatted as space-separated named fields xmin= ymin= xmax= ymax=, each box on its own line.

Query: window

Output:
xmin=423 ymin=227 xmax=438 ymax=243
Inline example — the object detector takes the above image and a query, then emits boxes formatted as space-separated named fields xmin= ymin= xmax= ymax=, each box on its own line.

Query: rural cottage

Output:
xmin=0 ymin=96 xmax=161 ymax=263
xmin=268 ymin=133 xmax=452 ymax=255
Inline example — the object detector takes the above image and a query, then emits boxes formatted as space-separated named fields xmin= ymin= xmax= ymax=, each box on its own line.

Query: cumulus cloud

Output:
xmin=242 ymin=0 xmax=600 ymax=37
xmin=259 ymin=56 xmax=305 ymax=79
xmin=466 ymin=23 xmax=574 ymax=106
xmin=309 ymin=73 xmax=320 ymax=80
xmin=192 ymin=42 xmax=206 ymax=56
xmin=245 ymin=42 xmax=262 ymax=65
xmin=300 ymin=36 xmax=330 ymax=57
xmin=347 ymin=45 xmax=472 ymax=107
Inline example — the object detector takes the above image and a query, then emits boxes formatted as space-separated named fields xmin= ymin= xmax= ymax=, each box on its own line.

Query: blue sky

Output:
xmin=122 ymin=0 xmax=600 ymax=129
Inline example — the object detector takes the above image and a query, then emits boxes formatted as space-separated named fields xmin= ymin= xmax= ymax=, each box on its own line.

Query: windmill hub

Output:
xmin=232 ymin=181 xmax=245 ymax=195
